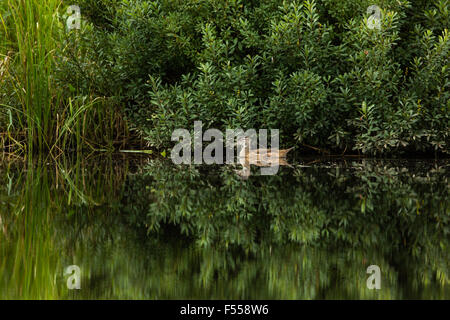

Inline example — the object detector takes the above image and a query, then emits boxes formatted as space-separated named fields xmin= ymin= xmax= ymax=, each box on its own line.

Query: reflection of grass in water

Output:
xmin=0 ymin=156 xmax=128 ymax=299
xmin=0 ymin=162 xmax=61 ymax=298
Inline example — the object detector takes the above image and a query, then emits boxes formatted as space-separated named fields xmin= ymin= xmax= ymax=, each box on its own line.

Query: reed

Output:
xmin=3 ymin=0 xmax=61 ymax=152
xmin=0 ymin=1 xmax=133 ymax=156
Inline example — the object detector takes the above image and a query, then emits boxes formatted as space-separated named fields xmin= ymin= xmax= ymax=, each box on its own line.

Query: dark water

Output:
xmin=0 ymin=156 xmax=448 ymax=299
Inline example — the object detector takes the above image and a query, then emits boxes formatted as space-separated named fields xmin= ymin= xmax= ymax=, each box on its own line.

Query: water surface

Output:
xmin=0 ymin=156 xmax=448 ymax=299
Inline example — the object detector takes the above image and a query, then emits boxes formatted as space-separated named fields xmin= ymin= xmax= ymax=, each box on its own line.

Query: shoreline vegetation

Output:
xmin=0 ymin=0 xmax=449 ymax=159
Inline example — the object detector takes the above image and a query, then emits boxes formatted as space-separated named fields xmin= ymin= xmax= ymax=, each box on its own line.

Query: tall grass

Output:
xmin=2 ymin=0 xmax=61 ymax=153
xmin=0 ymin=1 xmax=134 ymax=157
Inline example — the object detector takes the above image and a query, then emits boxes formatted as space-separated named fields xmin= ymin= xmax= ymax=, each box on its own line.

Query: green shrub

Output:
xmin=59 ymin=0 xmax=449 ymax=155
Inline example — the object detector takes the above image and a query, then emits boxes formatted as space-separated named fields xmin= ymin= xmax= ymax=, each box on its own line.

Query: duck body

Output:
xmin=237 ymin=137 xmax=294 ymax=167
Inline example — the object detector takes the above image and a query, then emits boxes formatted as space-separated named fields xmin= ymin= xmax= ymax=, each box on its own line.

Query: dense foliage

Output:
xmin=56 ymin=0 xmax=449 ymax=155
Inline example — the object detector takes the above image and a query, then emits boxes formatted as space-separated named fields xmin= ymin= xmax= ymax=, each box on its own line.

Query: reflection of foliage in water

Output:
xmin=0 ymin=158 xmax=448 ymax=299
xmin=127 ymin=160 xmax=448 ymax=250
xmin=122 ymin=159 xmax=449 ymax=296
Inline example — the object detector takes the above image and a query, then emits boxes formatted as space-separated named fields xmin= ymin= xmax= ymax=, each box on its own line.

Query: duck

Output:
xmin=234 ymin=137 xmax=294 ymax=179
xmin=237 ymin=137 xmax=294 ymax=167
